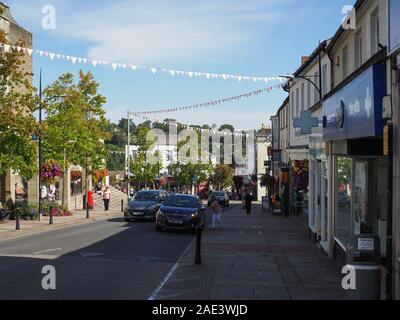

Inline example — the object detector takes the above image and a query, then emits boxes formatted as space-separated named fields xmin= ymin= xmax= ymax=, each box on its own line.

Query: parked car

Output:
xmin=207 ymin=191 xmax=230 ymax=207
xmin=124 ymin=190 xmax=169 ymax=222
xmin=155 ymin=194 xmax=206 ymax=232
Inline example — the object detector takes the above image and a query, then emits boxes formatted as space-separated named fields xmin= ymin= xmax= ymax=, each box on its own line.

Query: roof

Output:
xmin=276 ymin=96 xmax=289 ymax=115
xmin=293 ymin=40 xmax=328 ymax=77
xmin=0 ymin=2 xmax=19 ymax=26
xmin=326 ymin=0 xmax=367 ymax=52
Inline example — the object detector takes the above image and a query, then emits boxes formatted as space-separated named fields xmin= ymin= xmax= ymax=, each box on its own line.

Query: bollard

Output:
xmin=15 ymin=207 xmax=21 ymax=230
xmin=86 ymin=202 xmax=90 ymax=219
xmin=194 ymin=226 xmax=202 ymax=265
xmin=121 ymin=199 xmax=124 ymax=213
xmin=49 ymin=205 xmax=54 ymax=225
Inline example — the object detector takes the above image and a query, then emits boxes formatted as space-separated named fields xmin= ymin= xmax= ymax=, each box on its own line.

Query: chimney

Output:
xmin=301 ymin=56 xmax=310 ymax=65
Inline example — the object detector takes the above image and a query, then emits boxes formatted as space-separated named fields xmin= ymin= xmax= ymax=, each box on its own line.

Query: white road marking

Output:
xmin=148 ymin=238 xmax=195 ymax=301
xmin=0 ymin=254 xmax=58 ymax=260
xmin=33 ymin=248 xmax=63 ymax=255
xmin=79 ymin=252 xmax=106 ymax=258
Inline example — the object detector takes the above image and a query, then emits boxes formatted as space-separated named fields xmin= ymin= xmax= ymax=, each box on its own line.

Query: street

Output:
xmin=0 ymin=212 xmax=196 ymax=299
xmin=0 ymin=203 xmax=345 ymax=300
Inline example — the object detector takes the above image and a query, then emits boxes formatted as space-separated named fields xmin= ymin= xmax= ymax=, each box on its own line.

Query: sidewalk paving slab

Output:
xmin=152 ymin=203 xmax=346 ymax=300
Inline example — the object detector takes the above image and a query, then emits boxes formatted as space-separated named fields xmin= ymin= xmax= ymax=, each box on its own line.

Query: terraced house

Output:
xmin=272 ymin=0 xmax=400 ymax=299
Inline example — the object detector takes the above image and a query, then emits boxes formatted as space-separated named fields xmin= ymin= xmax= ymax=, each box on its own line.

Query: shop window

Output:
xmin=335 ymin=157 xmax=352 ymax=246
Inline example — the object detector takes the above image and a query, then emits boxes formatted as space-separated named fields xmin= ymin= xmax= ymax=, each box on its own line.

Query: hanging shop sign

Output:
xmin=389 ymin=0 xmax=400 ymax=55
xmin=293 ymin=111 xmax=320 ymax=135
xmin=323 ymin=64 xmax=386 ymax=141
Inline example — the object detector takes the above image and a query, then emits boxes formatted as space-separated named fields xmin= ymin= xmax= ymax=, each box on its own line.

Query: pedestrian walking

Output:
xmin=244 ymin=192 xmax=253 ymax=215
xmin=210 ymin=196 xmax=223 ymax=230
xmin=103 ymin=186 xmax=111 ymax=211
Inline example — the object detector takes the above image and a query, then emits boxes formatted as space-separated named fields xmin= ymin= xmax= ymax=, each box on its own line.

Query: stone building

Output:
xmin=0 ymin=2 xmax=37 ymax=206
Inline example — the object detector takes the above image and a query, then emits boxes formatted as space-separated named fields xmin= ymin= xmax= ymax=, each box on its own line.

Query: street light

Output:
xmin=279 ymin=74 xmax=321 ymax=97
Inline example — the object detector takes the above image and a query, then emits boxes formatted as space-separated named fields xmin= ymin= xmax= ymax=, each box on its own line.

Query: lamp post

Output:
xmin=127 ymin=110 xmax=131 ymax=202
xmin=279 ymin=74 xmax=321 ymax=97
xmin=38 ymin=69 xmax=43 ymax=222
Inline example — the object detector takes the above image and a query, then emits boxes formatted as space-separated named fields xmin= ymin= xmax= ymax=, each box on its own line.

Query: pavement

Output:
xmin=151 ymin=203 xmax=346 ymax=300
xmin=0 ymin=209 xmax=122 ymax=241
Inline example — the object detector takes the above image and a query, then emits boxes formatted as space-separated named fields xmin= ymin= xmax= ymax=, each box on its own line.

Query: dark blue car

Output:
xmin=155 ymin=194 xmax=206 ymax=232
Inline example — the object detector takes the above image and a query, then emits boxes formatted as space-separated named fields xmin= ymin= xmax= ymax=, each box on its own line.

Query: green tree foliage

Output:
xmin=0 ymin=28 xmax=39 ymax=180
xmin=43 ymin=71 xmax=111 ymax=175
xmin=210 ymin=164 xmax=235 ymax=190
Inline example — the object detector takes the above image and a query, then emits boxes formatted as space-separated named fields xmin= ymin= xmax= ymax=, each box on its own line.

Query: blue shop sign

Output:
xmin=323 ymin=64 xmax=386 ymax=141
xmin=389 ymin=0 xmax=400 ymax=54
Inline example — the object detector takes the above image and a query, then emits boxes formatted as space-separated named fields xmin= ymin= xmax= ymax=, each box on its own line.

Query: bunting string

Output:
xmin=129 ymin=111 xmax=254 ymax=138
xmin=1 ymin=43 xmax=285 ymax=84
xmin=133 ymin=84 xmax=284 ymax=115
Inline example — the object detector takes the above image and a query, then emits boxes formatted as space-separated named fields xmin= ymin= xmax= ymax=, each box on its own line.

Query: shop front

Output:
xmin=323 ymin=63 xmax=390 ymax=269
xmin=308 ymin=131 xmax=328 ymax=250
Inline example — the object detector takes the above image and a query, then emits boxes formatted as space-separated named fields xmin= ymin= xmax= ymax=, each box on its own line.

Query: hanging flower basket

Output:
xmin=40 ymin=160 xmax=62 ymax=184
xmin=292 ymin=160 xmax=309 ymax=191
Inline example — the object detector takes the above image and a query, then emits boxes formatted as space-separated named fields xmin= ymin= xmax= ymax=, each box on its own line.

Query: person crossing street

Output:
xmin=210 ymin=196 xmax=223 ymax=230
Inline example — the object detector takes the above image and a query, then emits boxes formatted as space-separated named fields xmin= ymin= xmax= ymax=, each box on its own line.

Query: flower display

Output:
xmin=40 ymin=160 xmax=62 ymax=183
xmin=292 ymin=160 xmax=309 ymax=191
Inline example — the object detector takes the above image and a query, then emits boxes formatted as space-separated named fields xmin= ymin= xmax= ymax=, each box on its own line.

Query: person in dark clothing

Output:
xmin=244 ymin=193 xmax=253 ymax=215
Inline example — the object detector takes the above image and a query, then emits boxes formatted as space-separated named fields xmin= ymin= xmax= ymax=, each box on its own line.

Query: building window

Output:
xmin=370 ymin=8 xmax=380 ymax=55
xmin=291 ymin=92 xmax=295 ymax=119
xmin=296 ymin=87 xmax=300 ymax=117
xmin=342 ymin=45 xmax=348 ymax=79
xmin=355 ymin=29 xmax=363 ymax=68
xmin=301 ymin=83 xmax=305 ymax=111
xmin=322 ymin=64 xmax=328 ymax=96
xmin=314 ymin=72 xmax=319 ymax=103
xmin=307 ymin=81 xmax=311 ymax=109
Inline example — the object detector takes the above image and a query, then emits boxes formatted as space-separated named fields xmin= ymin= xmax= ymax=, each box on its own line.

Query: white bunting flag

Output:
xmin=71 ymin=57 xmax=77 ymax=64
xmin=92 ymin=60 xmax=98 ymax=67
xmin=131 ymin=65 xmax=137 ymax=71
xmin=49 ymin=53 xmax=55 ymax=60
xmin=112 ymin=63 xmax=118 ymax=70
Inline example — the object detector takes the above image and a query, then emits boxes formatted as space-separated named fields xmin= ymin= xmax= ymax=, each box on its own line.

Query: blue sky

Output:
xmin=6 ymin=0 xmax=353 ymax=130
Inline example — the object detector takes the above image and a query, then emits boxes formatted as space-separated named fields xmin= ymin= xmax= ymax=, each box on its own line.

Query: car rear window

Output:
xmin=134 ymin=192 xmax=158 ymax=201
xmin=164 ymin=196 xmax=198 ymax=208
xmin=214 ymin=192 xmax=225 ymax=196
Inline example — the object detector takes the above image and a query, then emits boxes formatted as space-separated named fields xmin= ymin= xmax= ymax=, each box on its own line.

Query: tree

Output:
xmin=129 ymin=125 xmax=161 ymax=189
xmin=0 ymin=25 xmax=39 ymax=181
xmin=43 ymin=71 xmax=110 ymax=205
xmin=210 ymin=164 xmax=234 ymax=190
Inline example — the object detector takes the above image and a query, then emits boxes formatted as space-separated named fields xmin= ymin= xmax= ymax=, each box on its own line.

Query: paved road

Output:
xmin=0 ymin=215 xmax=197 ymax=300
